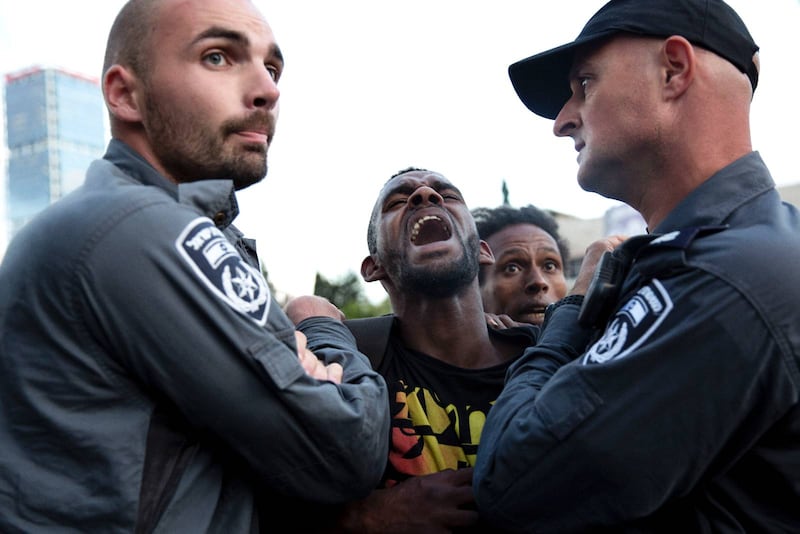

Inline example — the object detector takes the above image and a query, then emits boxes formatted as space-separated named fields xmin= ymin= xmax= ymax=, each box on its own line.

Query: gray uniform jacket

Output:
xmin=474 ymin=152 xmax=800 ymax=533
xmin=0 ymin=139 xmax=390 ymax=533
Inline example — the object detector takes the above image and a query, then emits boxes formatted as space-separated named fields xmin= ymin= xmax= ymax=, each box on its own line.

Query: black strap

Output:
xmin=344 ymin=315 xmax=395 ymax=370
xmin=578 ymin=234 xmax=658 ymax=328
xmin=136 ymin=407 xmax=199 ymax=533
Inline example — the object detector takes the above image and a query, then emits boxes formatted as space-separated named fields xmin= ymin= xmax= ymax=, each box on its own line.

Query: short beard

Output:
xmin=388 ymin=233 xmax=481 ymax=298
xmin=143 ymin=88 xmax=270 ymax=190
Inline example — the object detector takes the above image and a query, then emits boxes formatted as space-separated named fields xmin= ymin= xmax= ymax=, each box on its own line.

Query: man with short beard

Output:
xmin=0 ymin=0 xmax=389 ymax=532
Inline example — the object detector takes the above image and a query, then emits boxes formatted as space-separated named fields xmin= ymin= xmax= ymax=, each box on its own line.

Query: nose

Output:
xmin=553 ymin=98 xmax=578 ymax=138
xmin=524 ymin=269 xmax=548 ymax=294
xmin=408 ymin=186 xmax=443 ymax=207
xmin=249 ymin=66 xmax=280 ymax=110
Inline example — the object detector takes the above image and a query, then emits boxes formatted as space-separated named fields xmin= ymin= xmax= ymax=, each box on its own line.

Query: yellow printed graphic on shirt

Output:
xmin=386 ymin=384 xmax=490 ymax=484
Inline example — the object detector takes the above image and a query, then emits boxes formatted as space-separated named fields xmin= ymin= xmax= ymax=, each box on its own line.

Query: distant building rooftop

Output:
xmin=5 ymin=65 xmax=99 ymax=86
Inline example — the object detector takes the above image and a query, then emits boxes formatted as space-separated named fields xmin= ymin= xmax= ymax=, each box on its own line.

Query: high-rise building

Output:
xmin=3 ymin=66 xmax=105 ymax=237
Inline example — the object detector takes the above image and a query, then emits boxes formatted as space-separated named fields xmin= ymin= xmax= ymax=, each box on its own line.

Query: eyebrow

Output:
xmin=192 ymin=26 xmax=284 ymax=64
xmin=496 ymin=247 xmax=531 ymax=259
xmin=497 ymin=245 xmax=561 ymax=259
xmin=385 ymin=177 xmax=463 ymax=198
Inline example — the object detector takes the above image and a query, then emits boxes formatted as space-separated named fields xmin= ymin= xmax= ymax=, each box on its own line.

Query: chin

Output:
xmin=576 ymin=170 xmax=594 ymax=194
xmin=519 ymin=313 xmax=544 ymax=326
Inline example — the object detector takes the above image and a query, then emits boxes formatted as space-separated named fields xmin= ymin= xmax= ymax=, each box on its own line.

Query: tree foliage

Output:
xmin=314 ymin=271 xmax=391 ymax=319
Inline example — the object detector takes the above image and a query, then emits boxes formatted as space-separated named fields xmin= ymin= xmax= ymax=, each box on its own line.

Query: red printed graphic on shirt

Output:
xmin=384 ymin=380 xmax=490 ymax=486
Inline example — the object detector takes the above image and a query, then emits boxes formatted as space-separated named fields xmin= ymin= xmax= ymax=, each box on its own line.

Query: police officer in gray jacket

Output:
xmin=0 ymin=0 xmax=389 ymax=532
xmin=474 ymin=0 xmax=800 ymax=532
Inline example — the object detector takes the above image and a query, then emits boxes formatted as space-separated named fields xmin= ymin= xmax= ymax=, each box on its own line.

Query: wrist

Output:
xmin=543 ymin=295 xmax=585 ymax=328
xmin=547 ymin=295 xmax=585 ymax=312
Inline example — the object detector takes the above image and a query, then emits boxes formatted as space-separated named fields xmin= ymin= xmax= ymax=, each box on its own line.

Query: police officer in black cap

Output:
xmin=473 ymin=0 xmax=800 ymax=531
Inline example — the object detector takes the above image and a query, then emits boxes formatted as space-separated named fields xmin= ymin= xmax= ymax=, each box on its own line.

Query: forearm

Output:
xmin=291 ymin=316 xmax=391 ymax=498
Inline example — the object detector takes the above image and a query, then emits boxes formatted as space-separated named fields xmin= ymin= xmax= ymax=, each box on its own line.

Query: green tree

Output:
xmin=314 ymin=271 xmax=391 ymax=319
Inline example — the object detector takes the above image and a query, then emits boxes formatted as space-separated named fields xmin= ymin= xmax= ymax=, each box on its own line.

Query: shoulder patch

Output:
xmin=176 ymin=218 xmax=271 ymax=325
xmin=582 ymin=279 xmax=673 ymax=364
xmin=647 ymin=225 xmax=728 ymax=250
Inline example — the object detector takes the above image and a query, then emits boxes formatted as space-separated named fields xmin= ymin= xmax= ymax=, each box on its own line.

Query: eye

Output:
xmin=266 ymin=64 xmax=281 ymax=82
xmin=570 ymin=75 xmax=590 ymax=97
xmin=543 ymin=260 xmax=561 ymax=273
xmin=385 ymin=197 xmax=408 ymax=210
xmin=439 ymin=189 xmax=463 ymax=202
xmin=502 ymin=263 xmax=522 ymax=275
xmin=203 ymin=51 xmax=230 ymax=67
xmin=577 ymin=76 xmax=593 ymax=96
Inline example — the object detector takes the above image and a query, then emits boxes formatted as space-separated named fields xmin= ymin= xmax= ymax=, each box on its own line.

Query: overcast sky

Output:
xmin=1 ymin=0 xmax=798 ymax=302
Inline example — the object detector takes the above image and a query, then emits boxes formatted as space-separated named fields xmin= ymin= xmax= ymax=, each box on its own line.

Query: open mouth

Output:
xmin=515 ymin=305 xmax=548 ymax=325
xmin=410 ymin=215 xmax=451 ymax=246
xmin=520 ymin=304 xmax=548 ymax=316
xmin=525 ymin=311 xmax=546 ymax=325
xmin=524 ymin=306 xmax=546 ymax=313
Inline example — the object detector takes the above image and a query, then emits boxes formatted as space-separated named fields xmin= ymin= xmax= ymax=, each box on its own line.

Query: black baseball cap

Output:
xmin=509 ymin=0 xmax=760 ymax=119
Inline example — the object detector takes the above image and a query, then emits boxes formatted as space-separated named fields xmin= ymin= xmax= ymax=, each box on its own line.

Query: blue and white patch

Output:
xmin=582 ymin=279 xmax=673 ymax=364
xmin=177 ymin=218 xmax=270 ymax=325
xmin=649 ymin=230 xmax=680 ymax=245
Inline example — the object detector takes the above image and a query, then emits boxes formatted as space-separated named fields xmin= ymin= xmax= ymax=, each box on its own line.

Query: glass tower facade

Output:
xmin=4 ymin=66 xmax=105 ymax=237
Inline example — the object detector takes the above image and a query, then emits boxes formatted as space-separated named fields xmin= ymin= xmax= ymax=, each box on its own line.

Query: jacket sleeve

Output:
xmin=79 ymin=207 xmax=390 ymax=504
xmin=473 ymin=277 xmax=794 ymax=531
xmin=294 ymin=316 xmax=391 ymax=494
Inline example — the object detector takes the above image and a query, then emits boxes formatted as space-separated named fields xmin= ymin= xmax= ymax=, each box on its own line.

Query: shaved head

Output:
xmin=102 ymin=0 xmax=160 ymax=81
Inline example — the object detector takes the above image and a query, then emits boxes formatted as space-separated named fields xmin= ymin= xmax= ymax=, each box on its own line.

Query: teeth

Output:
xmin=411 ymin=215 xmax=444 ymax=242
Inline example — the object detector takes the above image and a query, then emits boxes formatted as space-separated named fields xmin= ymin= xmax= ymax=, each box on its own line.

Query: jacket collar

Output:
xmin=653 ymin=152 xmax=774 ymax=234
xmin=102 ymin=139 xmax=239 ymax=227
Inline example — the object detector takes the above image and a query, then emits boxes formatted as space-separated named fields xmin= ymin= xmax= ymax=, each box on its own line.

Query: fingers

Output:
xmin=326 ymin=362 xmax=343 ymax=384
xmin=486 ymin=313 xmax=502 ymax=329
xmin=486 ymin=313 xmax=525 ymax=330
xmin=294 ymin=330 xmax=343 ymax=384
xmin=294 ymin=330 xmax=308 ymax=352
xmin=496 ymin=314 xmax=519 ymax=328
xmin=295 ymin=330 xmax=321 ymax=375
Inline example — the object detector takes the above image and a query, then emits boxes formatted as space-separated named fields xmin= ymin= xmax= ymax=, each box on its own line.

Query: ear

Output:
xmin=361 ymin=254 xmax=386 ymax=283
xmin=661 ymin=35 xmax=695 ymax=100
xmin=479 ymin=239 xmax=495 ymax=266
xmin=103 ymin=65 xmax=143 ymax=123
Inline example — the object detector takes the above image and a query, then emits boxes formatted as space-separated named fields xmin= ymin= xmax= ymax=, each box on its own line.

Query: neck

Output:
xmin=390 ymin=287 xmax=523 ymax=369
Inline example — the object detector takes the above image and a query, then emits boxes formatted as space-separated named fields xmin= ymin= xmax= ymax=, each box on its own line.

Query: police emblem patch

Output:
xmin=177 ymin=218 xmax=271 ymax=325
xmin=582 ymin=279 xmax=673 ymax=364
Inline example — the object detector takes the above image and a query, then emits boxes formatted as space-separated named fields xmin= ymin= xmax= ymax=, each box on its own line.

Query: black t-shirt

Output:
xmin=377 ymin=322 xmax=537 ymax=487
